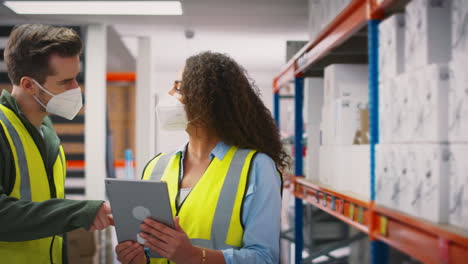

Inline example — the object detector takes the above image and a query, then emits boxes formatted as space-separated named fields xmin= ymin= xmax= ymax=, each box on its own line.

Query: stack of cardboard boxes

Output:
xmin=318 ymin=64 xmax=370 ymax=199
xmin=448 ymin=0 xmax=468 ymax=231
xmin=377 ymin=0 xmax=468 ymax=230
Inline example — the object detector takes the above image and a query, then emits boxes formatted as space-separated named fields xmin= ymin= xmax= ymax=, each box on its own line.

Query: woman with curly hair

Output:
xmin=116 ymin=51 xmax=289 ymax=264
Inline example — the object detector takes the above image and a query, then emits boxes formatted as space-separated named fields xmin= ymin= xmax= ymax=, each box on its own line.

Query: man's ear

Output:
xmin=19 ymin=77 xmax=36 ymax=96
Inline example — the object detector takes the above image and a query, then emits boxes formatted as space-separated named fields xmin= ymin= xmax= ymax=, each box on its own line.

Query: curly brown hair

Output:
xmin=181 ymin=51 xmax=290 ymax=170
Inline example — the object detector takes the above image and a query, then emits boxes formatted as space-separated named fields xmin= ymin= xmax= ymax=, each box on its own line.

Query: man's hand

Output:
xmin=88 ymin=202 xmax=113 ymax=232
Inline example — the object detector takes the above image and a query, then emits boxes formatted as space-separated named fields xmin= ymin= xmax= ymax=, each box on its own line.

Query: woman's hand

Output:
xmin=115 ymin=241 xmax=147 ymax=264
xmin=140 ymin=216 xmax=201 ymax=264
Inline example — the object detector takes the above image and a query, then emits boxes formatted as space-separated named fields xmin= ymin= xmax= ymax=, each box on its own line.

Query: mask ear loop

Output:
xmin=31 ymin=79 xmax=54 ymax=110
xmin=31 ymin=79 xmax=56 ymax=97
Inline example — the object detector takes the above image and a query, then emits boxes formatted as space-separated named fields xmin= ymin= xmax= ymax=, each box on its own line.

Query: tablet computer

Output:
xmin=105 ymin=178 xmax=174 ymax=258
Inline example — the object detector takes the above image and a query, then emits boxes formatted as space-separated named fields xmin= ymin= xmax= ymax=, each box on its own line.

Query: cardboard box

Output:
xmin=452 ymin=0 xmax=468 ymax=60
xmin=403 ymin=145 xmax=420 ymax=216
xmin=350 ymin=145 xmax=370 ymax=199
xmin=391 ymin=74 xmax=410 ymax=143
xmin=379 ymin=78 xmax=398 ymax=143
xmin=395 ymin=145 xmax=413 ymax=214
xmin=67 ymin=228 xmax=97 ymax=259
xmin=376 ymin=144 xmax=400 ymax=209
xmin=379 ymin=13 xmax=405 ymax=82
xmin=375 ymin=144 xmax=388 ymax=206
xmin=419 ymin=144 xmax=450 ymax=223
xmin=305 ymin=78 xmax=324 ymax=181
xmin=324 ymin=64 xmax=369 ymax=103
xmin=320 ymin=145 xmax=369 ymax=199
xmin=332 ymin=98 xmax=366 ymax=145
xmin=404 ymin=0 xmax=451 ymax=72
xmin=449 ymin=144 xmax=468 ymax=230
xmin=386 ymin=145 xmax=406 ymax=211
xmin=412 ymin=64 xmax=449 ymax=143
xmin=319 ymin=146 xmax=333 ymax=186
xmin=449 ymin=59 xmax=468 ymax=142
xmin=353 ymin=109 xmax=369 ymax=145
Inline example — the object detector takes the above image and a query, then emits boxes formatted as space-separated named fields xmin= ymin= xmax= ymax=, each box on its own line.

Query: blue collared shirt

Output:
xmin=175 ymin=141 xmax=281 ymax=264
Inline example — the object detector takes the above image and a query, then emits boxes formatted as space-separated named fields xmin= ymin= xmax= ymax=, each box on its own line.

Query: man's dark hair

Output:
xmin=4 ymin=24 xmax=82 ymax=85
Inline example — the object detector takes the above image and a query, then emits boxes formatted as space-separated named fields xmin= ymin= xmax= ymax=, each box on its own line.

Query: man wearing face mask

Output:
xmin=0 ymin=24 xmax=112 ymax=264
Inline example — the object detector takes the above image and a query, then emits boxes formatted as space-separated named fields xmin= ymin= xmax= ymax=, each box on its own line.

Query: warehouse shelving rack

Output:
xmin=273 ymin=0 xmax=468 ymax=263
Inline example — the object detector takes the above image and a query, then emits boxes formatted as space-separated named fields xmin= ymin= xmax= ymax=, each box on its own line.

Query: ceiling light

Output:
xmin=3 ymin=1 xmax=183 ymax=15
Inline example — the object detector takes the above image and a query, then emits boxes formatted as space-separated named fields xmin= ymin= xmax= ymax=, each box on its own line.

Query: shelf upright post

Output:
xmin=274 ymin=91 xmax=280 ymax=127
xmin=294 ymin=76 xmax=305 ymax=264
xmin=368 ymin=16 xmax=389 ymax=264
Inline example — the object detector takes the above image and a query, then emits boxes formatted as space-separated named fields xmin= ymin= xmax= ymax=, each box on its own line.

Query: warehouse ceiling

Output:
xmin=0 ymin=0 xmax=308 ymax=72
xmin=0 ymin=0 xmax=307 ymax=30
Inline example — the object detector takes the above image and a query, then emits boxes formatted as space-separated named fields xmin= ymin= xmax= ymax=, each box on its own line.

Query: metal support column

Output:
xmin=294 ymin=76 xmax=305 ymax=264
xmin=274 ymin=92 xmax=280 ymax=127
xmin=368 ymin=19 xmax=389 ymax=264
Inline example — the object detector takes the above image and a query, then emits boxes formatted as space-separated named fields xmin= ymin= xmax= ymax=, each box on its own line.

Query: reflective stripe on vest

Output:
xmin=0 ymin=105 xmax=65 ymax=264
xmin=0 ymin=109 xmax=32 ymax=200
xmin=144 ymin=147 xmax=256 ymax=264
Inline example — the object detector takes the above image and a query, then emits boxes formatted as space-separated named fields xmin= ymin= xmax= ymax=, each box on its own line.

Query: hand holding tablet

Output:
xmin=105 ymin=178 xmax=174 ymax=258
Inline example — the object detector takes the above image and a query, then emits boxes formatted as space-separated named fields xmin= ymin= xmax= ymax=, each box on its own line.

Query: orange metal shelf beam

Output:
xmin=67 ymin=160 xmax=135 ymax=169
xmin=273 ymin=64 xmax=296 ymax=93
xmin=295 ymin=0 xmax=369 ymax=75
xmin=371 ymin=0 xmax=398 ymax=18
xmin=106 ymin=72 xmax=136 ymax=82
xmin=292 ymin=177 xmax=371 ymax=234
xmin=374 ymin=206 xmax=468 ymax=264
xmin=273 ymin=0 xmax=369 ymax=92
xmin=290 ymin=177 xmax=468 ymax=264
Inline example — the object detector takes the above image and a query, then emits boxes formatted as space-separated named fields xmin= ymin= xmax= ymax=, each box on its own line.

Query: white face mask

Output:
xmin=32 ymin=79 xmax=83 ymax=120
xmin=156 ymin=95 xmax=188 ymax=131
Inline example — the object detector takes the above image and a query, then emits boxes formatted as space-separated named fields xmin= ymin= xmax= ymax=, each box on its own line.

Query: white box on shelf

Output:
xmin=320 ymin=103 xmax=335 ymax=145
xmin=395 ymin=145 xmax=413 ymax=215
xmin=350 ymin=145 xmax=370 ymax=200
xmin=449 ymin=59 xmax=468 ymax=142
xmin=412 ymin=64 xmax=449 ymax=143
xmin=379 ymin=82 xmax=390 ymax=143
xmin=391 ymin=74 xmax=410 ymax=143
xmin=405 ymin=0 xmax=451 ymax=72
xmin=379 ymin=78 xmax=399 ymax=143
xmin=379 ymin=13 xmax=405 ymax=82
xmin=383 ymin=144 xmax=400 ymax=210
xmin=449 ymin=144 xmax=468 ymax=230
xmin=400 ymin=73 xmax=416 ymax=143
xmin=418 ymin=144 xmax=450 ymax=223
xmin=324 ymin=64 xmax=369 ymax=102
xmin=452 ymin=0 xmax=468 ymax=60
xmin=332 ymin=98 xmax=366 ymax=145
xmin=328 ymin=145 xmax=369 ymax=199
xmin=402 ymin=70 xmax=424 ymax=143
xmin=387 ymin=144 xmax=409 ymax=212
xmin=406 ymin=145 xmax=422 ymax=217
xmin=376 ymin=144 xmax=389 ymax=206
xmin=319 ymin=146 xmax=333 ymax=186
xmin=305 ymin=78 xmax=324 ymax=181
xmin=333 ymin=145 xmax=348 ymax=192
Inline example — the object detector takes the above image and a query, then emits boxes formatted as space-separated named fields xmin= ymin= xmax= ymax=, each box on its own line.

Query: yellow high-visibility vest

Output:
xmin=142 ymin=146 xmax=257 ymax=264
xmin=0 ymin=104 xmax=66 ymax=264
